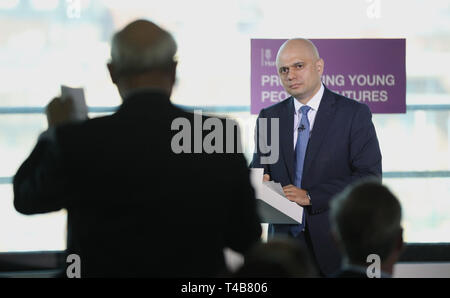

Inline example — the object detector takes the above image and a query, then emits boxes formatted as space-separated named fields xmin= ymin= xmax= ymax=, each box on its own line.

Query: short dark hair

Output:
xmin=110 ymin=20 xmax=177 ymax=76
xmin=234 ymin=237 xmax=318 ymax=277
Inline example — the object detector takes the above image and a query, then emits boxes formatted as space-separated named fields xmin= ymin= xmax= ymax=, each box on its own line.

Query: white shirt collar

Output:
xmin=293 ymin=83 xmax=324 ymax=114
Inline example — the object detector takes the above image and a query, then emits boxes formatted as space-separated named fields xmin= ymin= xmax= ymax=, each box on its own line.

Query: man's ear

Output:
xmin=397 ymin=228 xmax=404 ymax=253
xmin=316 ymin=58 xmax=324 ymax=76
xmin=170 ymin=61 xmax=178 ymax=85
xmin=107 ymin=62 xmax=117 ymax=84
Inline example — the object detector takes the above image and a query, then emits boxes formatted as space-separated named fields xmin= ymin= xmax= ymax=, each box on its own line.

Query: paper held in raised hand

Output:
xmin=61 ymin=85 xmax=88 ymax=120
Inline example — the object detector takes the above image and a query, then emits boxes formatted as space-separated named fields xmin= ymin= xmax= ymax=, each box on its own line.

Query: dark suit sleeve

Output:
xmin=308 ymin=104 xmax=382 ymax=214
xmin=249 ymin=109 xmax=270 ymax=175
xmin=13 ymin=129 xmax=68 ymax=215
xmin=224 ymin=154 xmax=262 ymax=253
xmin=224 ymin=120 xmax=262 ymax=253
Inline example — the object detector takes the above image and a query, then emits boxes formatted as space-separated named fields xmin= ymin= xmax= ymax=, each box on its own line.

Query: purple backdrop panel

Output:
xmin=251 ymin=39 xmax=406 ymax=114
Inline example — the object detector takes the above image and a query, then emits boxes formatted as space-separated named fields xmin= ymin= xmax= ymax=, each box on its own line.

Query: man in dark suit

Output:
xmin=250 ymin=39 xmax=382 ymax=276
xmin=330 ymin=179 xmax=403 ymax=278
xmin=13 ymin=20 xmax=261 ymax=278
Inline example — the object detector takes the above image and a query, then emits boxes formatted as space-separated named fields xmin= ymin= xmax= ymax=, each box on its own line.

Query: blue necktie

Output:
xmin=290 ymin=105 xmax=311 ymax=236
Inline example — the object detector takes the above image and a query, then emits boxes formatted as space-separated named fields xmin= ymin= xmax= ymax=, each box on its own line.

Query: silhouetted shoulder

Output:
xmin=257 ymin=96 xmax=293 ymax=117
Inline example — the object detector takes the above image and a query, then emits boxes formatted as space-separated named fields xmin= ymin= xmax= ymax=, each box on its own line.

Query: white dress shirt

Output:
xmin=293 ymin=83 xmax=325 ymax=149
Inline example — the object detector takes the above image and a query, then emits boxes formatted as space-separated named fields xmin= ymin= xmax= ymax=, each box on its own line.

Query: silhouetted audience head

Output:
xmin=330 ymin=179 xmax=403 ymax=276
xmin=107 ymin=19 xmax=178 ymax=99
xmin=234 ymin=237 xmax=318 ymax=277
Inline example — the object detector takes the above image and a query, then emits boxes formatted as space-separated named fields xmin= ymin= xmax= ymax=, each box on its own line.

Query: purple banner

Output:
xmin=251 ymin=39 xmax=406 ymax=114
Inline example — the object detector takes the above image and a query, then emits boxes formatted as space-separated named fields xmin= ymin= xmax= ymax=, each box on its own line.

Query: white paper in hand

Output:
xmin=250 ymin=168 xmax=303 ymax=224
xmin=61 ymin=85 xmax=88 ymax=120
xmin=263 ymin=180 xmax=286 ymax=198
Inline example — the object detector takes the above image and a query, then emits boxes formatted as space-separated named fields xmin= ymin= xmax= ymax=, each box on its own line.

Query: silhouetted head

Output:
xmin=234 ymin=237 xmax=318 ymax=278
xmin=330 ymin=178 xmax=404 ymax=275
xmin=107 ymin=20 xmax=177 ymax=99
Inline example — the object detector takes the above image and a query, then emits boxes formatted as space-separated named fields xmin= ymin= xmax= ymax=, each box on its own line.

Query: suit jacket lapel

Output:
xmin=303 ymin=88 xmax=336 ymax=178
xmin=281 ymin=97 xmax=295 ymax=184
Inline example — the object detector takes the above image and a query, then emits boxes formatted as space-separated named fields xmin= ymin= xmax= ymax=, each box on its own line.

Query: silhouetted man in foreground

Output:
xmin=14 ymin=20 xmax=261 ymax=277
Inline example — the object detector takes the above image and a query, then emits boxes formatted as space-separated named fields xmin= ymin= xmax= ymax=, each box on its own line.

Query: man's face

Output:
xmin=276 ymin=42 xmax=323 ymax=101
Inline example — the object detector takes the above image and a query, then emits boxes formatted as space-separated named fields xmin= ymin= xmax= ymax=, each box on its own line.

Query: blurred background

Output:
xmin=0 ymin=0 xmax=449 ymax=251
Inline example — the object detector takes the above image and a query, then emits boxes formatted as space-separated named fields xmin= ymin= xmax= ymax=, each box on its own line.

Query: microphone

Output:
xmin=298 ymin=124 xmax=305 ymax=131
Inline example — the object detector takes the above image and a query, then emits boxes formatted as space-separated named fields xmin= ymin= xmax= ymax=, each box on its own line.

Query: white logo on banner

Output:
xmin=261 ymin=48 xmax=276 ymax=67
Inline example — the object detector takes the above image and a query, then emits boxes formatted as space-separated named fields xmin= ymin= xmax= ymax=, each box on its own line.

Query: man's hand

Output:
xmin=263 ymin=174 xmax=271 ymax=182
xmin=46 ymin=96 xmax=78 ymax=128
xmin=282 ymin=184 xmax=311 ymax=206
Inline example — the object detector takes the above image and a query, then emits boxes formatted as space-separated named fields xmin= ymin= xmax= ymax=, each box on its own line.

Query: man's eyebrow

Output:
xmin=279 ymin=61 xmax=305 ymax=69
xmin=291 ymin=61 xmax=305 ymax=67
